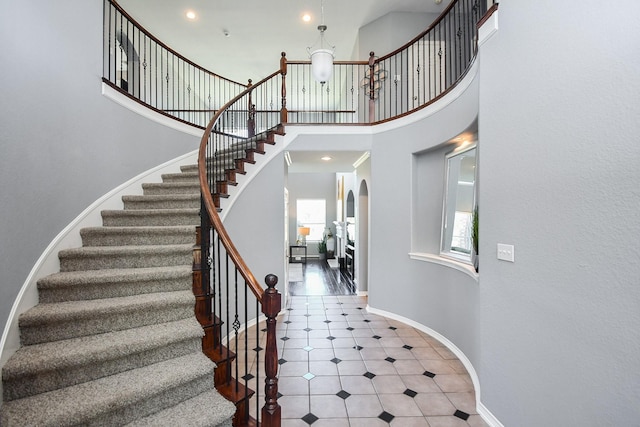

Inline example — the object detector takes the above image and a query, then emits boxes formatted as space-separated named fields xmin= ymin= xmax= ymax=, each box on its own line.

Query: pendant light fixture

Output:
xmin=308 ymin=0 xmax=335 ymax=84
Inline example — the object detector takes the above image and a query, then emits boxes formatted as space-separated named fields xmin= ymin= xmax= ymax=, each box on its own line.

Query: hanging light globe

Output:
xmin=310 ymin=46 xmax=334 ymax=84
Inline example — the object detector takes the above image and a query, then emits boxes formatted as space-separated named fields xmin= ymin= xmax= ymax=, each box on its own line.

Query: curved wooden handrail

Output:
xmin=197 ymin=69 xmax=281 ymax=302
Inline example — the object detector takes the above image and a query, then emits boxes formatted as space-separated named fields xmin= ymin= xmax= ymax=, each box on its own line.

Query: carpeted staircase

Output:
xmin=0 ymin=163 xmax=236 ymax=426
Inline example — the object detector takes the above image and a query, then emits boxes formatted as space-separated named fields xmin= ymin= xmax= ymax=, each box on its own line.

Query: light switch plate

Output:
xmin=497 ymin=243 xmax=515 ymax=262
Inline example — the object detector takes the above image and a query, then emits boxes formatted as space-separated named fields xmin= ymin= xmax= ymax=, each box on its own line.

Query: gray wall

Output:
xmin=0 ymin=1 xmax=199 ymax=332
xmin=477 ymin=1 xmax=640 ymax=425
xmin=368 ymin=71 xmax=480 ymax=365
xmin=223 ymin=156 xmax=286 ymax=295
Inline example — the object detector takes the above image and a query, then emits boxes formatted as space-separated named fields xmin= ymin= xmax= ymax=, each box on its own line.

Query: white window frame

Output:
xmin=440 ymin=144 xmax=477 ymax=263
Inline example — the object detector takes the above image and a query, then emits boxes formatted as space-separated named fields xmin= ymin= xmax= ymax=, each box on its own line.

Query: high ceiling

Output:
xmin=117 ymin=0 xmax=448 ymax=84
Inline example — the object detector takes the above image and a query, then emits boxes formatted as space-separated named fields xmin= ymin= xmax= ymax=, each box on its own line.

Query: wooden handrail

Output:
xmin=197 ymin=69 xmax=281 ymax=302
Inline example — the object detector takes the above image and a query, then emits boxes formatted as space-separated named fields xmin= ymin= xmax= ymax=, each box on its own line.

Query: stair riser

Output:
xmin=142 ymin=184 xmax=200 ymax=196
xmin=19 ymin=302 xmax=195 ymax=345
xmin=84 ymin=373 xmax=213 ymax=426
xmin=161 ymin=173 xmax=199 ymax=183
xmin=102 ymin=213 xmax=200 ymax=227
xmin=3 ymin=337 xmax=202 ymax=401
xmin=59 ymin=250 xmax=192 ymax=272
xmin=122 ymin=198 xmax=201 ymax=210
xmin=38 ymin=274 xmax=192 ymax=303
xmin=81 ymin=229 xmax=195 ymax=247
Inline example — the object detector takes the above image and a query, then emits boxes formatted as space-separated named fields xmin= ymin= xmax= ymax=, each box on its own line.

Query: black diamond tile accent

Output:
xmin=330 ymin=357 xmax=342 ymax=364
xmin=389 ymin=326 xmax=397 ymax=330
xmin=277 ymin=392 xmax=283 ymax=399
xmin=404 ymin=388 xmax=418 ymax=398
xmin=261 ymin=328 xmax=267 ymax=332
xmin=242 ymin=373 xmax=255 ymax=381
xmin=326 ymin=336 xmax=336 ymax=340
xmin=385 ymin=357 xmax=396 ymax=363
xmin=423 ymin=370 xmax=436 ymax=378
xmin=454 ymin=410 xmax=470 ymax=421
xmin=363 ymin=319 xmax=371 ymax=323
xmin=353 ymin=345 xmax=364 ymax=351
xmin=253 ymin=346 xmax=263 ymax=352
xmin=378 ymin=411 xmax=395 ymax=423
xmin=304 ymin=328 xmax=312 ymax=332
xmin=280 ymin=336 xmax=290 ymax=341
xmin=346 ymin=327 xmax=355 ymax=331
xmin=287 ymin=308 xmax=294 ymax=311
xmin=363 ymin=371 xmax=376 ymax=379
xmin=304 ymin=314 xmax=312 ymax=317
xmin=372 ymin=335 xmax=381 ymax=340
xmin=284 ymin=320 xmax=292 ymax=324
xmin=357 ymin=307 xmax=363 ymax=310
xmin=302 ymin=413 xmax=319 ymax=425
xmin=324 ymin=320 xmax=332 ymax=323
xmin=341 ymin=313 xmax=349 ymax=316
xmin=336 ymin=390 xmax=351 ymax=400
xmin=403 ymin=345 xmax=413 ymax=350
xmin=278 ymin=358 xmax=287 ymax=365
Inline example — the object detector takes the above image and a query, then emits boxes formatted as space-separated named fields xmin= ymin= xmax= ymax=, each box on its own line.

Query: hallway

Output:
xmin=240 ymin=261 xmax=487 ymax=426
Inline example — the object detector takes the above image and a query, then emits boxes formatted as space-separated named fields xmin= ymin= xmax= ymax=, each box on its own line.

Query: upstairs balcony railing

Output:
xmin=104 ymin=0 xmax=493 ymax=128
xmin=103 ymin=0 xmax=247 ymax=128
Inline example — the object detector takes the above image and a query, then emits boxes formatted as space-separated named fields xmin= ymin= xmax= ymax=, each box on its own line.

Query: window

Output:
xmin=296 ymin=199 xmax=326 ymax=241
xmin=441 ymin=145 xmax=476 ymax=261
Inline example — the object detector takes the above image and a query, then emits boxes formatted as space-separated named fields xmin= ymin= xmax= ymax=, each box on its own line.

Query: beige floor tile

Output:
xmin=419 ymin=359 xmax=457 ymax=375
xmin=349 ymin=418 xmax=388 ymax=427
xmin=307 ymin=348 xmax=335 ymax=361
xmin=309 ymin=360 xmax=339 ymax=376
xmin=400 ymin=375 xmax=442 ymax=393
xmin=371 ymin=375 xmax=408 ymax=394
xmin=378 ymin=393 xmax=423 ymax=417
xmin=333 ymin=347 xmax=364 ymax=361
xmin=385 ymin=347 xmax=418 ymax=360
xmin=359 ymin=347 xmax=389 ymax=361
xmin=364 ymin=360 xmax=399 ymax=376
xmin=425 ymin=416 xmax=470 ymax=427
xmin=313 ymin=419 xmax=350 ymax=427
xmin=467 ymin=414 xmax=490 ymax=427
xmin=310 ymin=395 xmax=348 ymax=418
xmin=340 ymin=375 xmax=377 ymax=395
xmin=337 ymin=360 xmax=367 ymax=376
xmin=279 ymin=361 xmax=310 ymax=377
xmin=433 ymin=374 xmax=474 ymax=393
xmin=344 ymin=394 xmax=384 ymax=418
xmin=394 ymin=359 xmax=428 ymax=375
xmin=279 ymin=376 xmax=310 ymax=396
xmin=445 ymin=391 xmax=477 ymax=414
xmin=309 ymin=375 xmax=342 ymax=395
xmin=390 ymin=417 xmax=431 ymax=426
xmin=279 ymin=395 xmax=310 ymax=419
xmin=414 ymin=392 xmax=457 ymax=416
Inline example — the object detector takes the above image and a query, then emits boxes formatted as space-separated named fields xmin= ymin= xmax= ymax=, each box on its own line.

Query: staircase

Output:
xmin=0 ymin=130 xmax=282 ymax=426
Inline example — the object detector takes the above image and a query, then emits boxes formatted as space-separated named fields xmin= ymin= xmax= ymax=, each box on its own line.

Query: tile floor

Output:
xmin=238 ymin=294 xmax=487 ymax=426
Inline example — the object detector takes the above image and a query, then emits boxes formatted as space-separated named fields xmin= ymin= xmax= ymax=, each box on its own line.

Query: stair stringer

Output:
xmin=0 ymin=150 xmax=199 ymax=384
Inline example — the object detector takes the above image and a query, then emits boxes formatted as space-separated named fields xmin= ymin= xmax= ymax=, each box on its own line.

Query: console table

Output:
xmin=289 ymin=245 xmax=307 ymax=264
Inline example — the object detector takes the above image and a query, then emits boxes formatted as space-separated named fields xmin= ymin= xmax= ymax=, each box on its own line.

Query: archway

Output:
xmin=357 ymin=180 xmax=369 ymax=294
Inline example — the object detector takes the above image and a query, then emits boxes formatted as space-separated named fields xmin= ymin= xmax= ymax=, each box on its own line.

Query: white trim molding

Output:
xmin=366 ymin=304 xmax=502 ymax=427
xmin=409 ymin=252 xmax=479 ymax=281
xmin=478 ymin=7 xmax=499 ymax=47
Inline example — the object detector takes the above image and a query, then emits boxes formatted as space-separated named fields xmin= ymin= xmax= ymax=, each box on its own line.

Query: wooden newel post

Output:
xmin=368 ymin=51 xmax=376 ymax=123
xmin=280 ymin=52 xmax=288 ymax=124
xmin=261 ymin=274 xmax=282 ymax=427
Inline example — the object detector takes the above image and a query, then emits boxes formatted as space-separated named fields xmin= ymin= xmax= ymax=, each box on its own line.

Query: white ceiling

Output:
xmin=116 ymin=0 xmax=450 ymax=172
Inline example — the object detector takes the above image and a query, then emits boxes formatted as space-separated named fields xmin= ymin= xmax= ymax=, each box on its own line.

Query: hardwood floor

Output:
xmin=288 ymin=259 xmax=356 ymax=296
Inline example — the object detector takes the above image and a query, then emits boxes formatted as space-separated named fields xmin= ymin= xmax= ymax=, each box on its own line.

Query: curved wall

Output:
xmin=0 ymin=0 xmax=200 ymax=343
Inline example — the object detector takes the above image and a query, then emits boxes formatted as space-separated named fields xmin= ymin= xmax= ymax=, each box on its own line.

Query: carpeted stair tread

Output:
xmin=81 ymin=225 xmax=196 ymax=246
xmin=122 ymin=194 xmax=201 ymax=210
xmin=101 ymin=208 xmax=200 ymax=227
xmin=58 ymin=244 xmax=192 ymax=271
xmin=142 ymin=182 xmax=200 ymax=196
xmin=3 ymin=318 xmax=204 ymax=401
xmin=0 ymin=352 xmax=216 ymax=427
xmin=161 ymin=171 xmax=199 ymax=183
xmin=37 ymin=265 xmax=192 ymax=302
xmin=18 ymin=291 xmax=195 ymax=345
xmin=125 ymin=389 xmax=236 ymax=427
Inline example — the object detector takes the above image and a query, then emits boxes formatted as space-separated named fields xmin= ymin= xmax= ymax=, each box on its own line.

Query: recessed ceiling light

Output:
xmin=321 ymin=156 xmax=332 ymax=161
xmin=302 ymin=13 xmax=311 ymax=22
xmin=185 ymin=10 xmax=197 ymax=20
